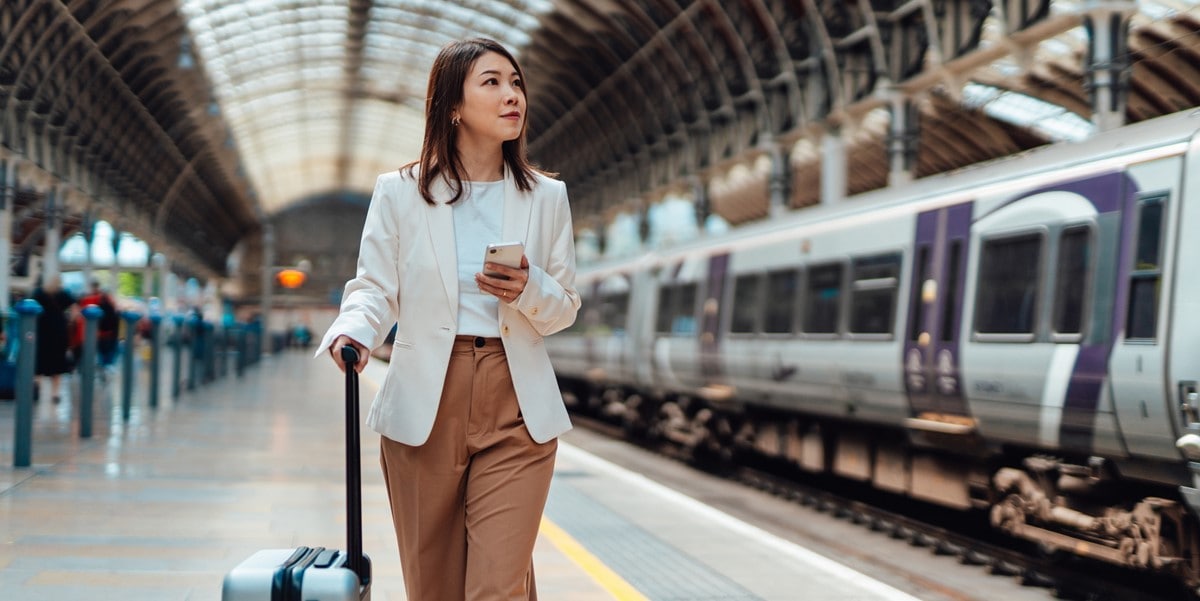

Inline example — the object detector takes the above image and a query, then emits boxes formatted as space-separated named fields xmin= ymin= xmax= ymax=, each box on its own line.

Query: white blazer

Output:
xmin=316 ymin=168 xmax=580 ymax=445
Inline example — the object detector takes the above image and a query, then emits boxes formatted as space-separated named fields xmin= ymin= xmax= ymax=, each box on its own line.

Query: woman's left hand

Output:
xmin=476 ymin=255 xmax=529 ymax=303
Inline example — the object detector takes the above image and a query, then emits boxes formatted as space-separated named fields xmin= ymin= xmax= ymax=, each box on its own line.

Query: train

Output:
xmin=546 ymin=107 xmax=1200 ymax=589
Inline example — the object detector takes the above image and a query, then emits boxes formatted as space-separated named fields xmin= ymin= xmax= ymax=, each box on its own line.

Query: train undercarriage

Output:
xmin=561 ymin=378 xmax=1200 ymax=592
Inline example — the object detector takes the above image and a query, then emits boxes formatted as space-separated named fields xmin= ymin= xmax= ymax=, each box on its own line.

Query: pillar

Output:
xmin=821 ymin=126 xmax=846 ymax=205
xmin=142 ymin=245 xmax=155 ymax=300
xmin=110 ymin=226 xmax=123 ymax=296
xmin=80 ymin=211 xmax=94 ymax=289
xmin=767 ymin=141 xmax=790 ymax=218
xmin=42 ymin=186 xmax=63 ymax=284
xmin=0 ymin=160 xmax=14 ymax=311
xmin=1084 ymin=1 xmax=1136 ymax=133
xmin=887 ymin=93 xmax=919 ymax=186
xmin=636 ymin=203 xmax=650 ymax=250
xmin=692 ymin=176 xmax=710 ymax=233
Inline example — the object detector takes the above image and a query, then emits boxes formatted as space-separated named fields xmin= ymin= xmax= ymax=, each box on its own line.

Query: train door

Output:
xmin=1111 ymin=157 xmax=1184 ymax=460
xmin=699 ymin=253 xmax=729 ymax=388
xmin=650 ymin=259 xmax=706 ymax=392
xmin=903 ymin=204 xmax=972 ymax=421
xmin=1168 ymin=136 xmax=1200 ymax=456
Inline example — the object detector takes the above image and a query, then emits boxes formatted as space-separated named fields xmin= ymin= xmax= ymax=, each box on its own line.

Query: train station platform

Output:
xmin=0 ymin=350 xmax=928 ymax=601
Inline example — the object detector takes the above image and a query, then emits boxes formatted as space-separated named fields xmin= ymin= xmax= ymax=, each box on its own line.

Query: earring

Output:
xmin=452 ymin=116 xmax=460 ymax=126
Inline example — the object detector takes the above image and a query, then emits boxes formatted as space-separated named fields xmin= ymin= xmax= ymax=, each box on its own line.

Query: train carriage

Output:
xmin=547 ymin=108 xmax=1200 ymax=587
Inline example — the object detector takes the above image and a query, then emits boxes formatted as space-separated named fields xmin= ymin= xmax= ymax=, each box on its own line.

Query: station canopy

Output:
xmin=177 ymin=0 xmax=1200 ymax=222
xmin=2 ymin=1 xmax=1198 ymax=279
xmin=178 ymin=0 xmax=556 ymax=215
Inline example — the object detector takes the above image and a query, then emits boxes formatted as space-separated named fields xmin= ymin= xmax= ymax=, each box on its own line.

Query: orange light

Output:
xmin=277 ymin=269 xmax=306 ymax=289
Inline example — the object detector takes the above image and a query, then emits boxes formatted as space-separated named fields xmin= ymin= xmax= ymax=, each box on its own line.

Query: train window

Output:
xmin=603 ymin=292 xmax=630 ymax=332
xmin=850 ymin=253 xmax=901 ymax=335
xmin=803 ymin=263 xmax=843 ymax=334
xmin=763 ymin=269 xmax=798 ymax=334
xmin=655 ymin=285 xmax=674 ymax=333
xmin=1053 ymin=227 xmax=1090 ymax=336
xmin=975 ymin=234 xmax=1041 ymax=335
xmin=730 ymin=274 xmax=762 ymax=334
xmin=909 ymin=246 xmax=930 ymax=342
xmin=1135 ymin=200 xmax=1164 ymax=270
xmin=673 ymin=283 xmax=698 ymax=335
xmin=1127 ymin=196 xmax=1165 ymax=340
xmin=940 ymin=241 xmax=963 ymax=343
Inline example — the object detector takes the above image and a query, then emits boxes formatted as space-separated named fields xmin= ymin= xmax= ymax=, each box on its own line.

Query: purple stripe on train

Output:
xmin=1004 ymin=171 xmax=1138 ymax=451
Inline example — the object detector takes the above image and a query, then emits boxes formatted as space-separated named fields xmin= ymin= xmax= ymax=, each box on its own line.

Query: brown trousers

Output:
xmin=379 ymin=335 xmax=557 ymax=601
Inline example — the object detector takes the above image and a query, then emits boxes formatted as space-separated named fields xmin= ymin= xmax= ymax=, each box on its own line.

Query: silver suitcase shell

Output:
xmin=222 ymin=547 xmax=368 ymax=601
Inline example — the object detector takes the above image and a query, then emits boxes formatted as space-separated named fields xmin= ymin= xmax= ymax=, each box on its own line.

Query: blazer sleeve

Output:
xmin=513 ymin=180 xmax=580 ymax=337
xmin=315 ymin=174 xmax=402 ymax=356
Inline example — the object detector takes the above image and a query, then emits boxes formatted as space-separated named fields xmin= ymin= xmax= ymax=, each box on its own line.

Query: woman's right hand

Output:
xmin=330 ymin=335 xmax=369 ymax=374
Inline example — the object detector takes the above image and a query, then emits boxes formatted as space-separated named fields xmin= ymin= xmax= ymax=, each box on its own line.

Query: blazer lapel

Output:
xmin=426 ymin=177 xmax=459 ymax=319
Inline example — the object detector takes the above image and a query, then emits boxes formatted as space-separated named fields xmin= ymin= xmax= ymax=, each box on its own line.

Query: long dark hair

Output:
xmin=403 ymin=38 xmax=541 ymax=205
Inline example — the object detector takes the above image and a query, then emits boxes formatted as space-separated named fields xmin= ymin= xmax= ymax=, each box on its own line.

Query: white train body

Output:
xmin=548 ymin=109 xmax=1200 ymax=584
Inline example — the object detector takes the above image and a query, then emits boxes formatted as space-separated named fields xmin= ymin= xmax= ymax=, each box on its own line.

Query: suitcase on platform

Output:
xmin=222 ymin=346 xmax=372 ymax=600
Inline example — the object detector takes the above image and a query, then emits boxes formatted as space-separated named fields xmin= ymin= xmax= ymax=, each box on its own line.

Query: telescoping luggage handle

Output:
xmin=341 ymin=345 xmax=365 ymax=583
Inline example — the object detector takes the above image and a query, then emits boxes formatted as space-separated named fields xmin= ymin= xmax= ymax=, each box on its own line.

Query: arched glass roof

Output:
xmin=178 ymin=0 xmax=554 ymax=215
xmin=964 ymin=0 xmax=1199 ymax=142
xmin=177 ymin=0 xmax=1197 ymax=222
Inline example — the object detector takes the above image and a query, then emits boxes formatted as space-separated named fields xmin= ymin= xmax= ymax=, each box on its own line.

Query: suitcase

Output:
xmin=222 ymin=346 xmax=372 ymax=600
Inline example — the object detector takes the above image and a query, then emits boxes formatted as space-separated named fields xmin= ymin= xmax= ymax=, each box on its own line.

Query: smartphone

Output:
xmin=483 ymin=241 xmax=524 ymax=278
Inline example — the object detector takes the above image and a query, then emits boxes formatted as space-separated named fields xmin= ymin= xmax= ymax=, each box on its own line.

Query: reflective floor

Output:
xmin=0 ymin=352 xmax=609 ymax=601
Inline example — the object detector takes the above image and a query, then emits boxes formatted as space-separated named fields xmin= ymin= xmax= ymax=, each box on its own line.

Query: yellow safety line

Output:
xmin=539 ymin=517 xmax=650 ymax=601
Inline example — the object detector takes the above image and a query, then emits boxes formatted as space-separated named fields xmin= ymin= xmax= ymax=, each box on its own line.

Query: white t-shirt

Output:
xmin=452 ymin=180 xmax=505 ymax=337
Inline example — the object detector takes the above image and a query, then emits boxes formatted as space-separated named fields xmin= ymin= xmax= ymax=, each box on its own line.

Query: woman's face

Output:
xmin=455 ymin=51 xmax=525 ymax=147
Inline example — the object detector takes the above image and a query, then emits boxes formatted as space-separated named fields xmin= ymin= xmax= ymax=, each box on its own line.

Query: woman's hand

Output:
xmin=330 ymin=335 xmax=369 ymax=373
xmin=476 ymin=254 xmax=529 ymax=304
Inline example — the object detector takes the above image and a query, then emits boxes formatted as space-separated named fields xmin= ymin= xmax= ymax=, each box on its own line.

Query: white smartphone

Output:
xmin=483 ymin=241 xmax=524 ymax=279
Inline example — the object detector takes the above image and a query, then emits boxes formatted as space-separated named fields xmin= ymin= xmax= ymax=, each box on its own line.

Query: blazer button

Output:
xmin=531 ymin=307 xmax=539 ymax=316
xmin=502 ymin=326 xmax=510 ymax=336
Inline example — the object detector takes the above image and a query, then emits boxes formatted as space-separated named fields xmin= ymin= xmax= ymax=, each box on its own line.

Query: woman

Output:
xmin=317 ymin=38 xmax=579 ymax=600
xmin=32 ymin=275 xmax=75 ymax=403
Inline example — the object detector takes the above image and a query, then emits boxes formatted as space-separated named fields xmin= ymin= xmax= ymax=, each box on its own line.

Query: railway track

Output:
xmin=569 ymin=412 xmax=1191 ymax=601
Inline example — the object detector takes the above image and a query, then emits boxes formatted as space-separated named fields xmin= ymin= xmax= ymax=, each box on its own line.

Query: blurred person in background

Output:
xmin=32 ymin=275 xmax=75 ymax=403
xmin=79 ymin=280 xmax=120 ymax=374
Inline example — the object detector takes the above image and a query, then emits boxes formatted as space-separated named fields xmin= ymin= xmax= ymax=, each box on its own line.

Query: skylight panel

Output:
xmin=962 ymin=82 xmax=1094 ymax=142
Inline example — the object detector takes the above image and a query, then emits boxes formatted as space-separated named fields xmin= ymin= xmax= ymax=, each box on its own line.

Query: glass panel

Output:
xmin=763 ymin=269 xmax=798 ymax=334
xmin=852 ymin=254 xmax=900 ymax=281
xmin=1127 ymin=277 xmax=1159 ymax=339
xmin=940 ymin=241 xmax=962 ymax=342
xmin=730 ymin=274 xmax=761 ymax=334
xmin=673 ymin=284 xmax=697 ymax=335
xmin=909 ymin=246 xmax=929 ymax=342
xmin=656 ymin=285 xmax=674 ymax=334
xmin=850 ymin=254 xmax=900 ymax=335
xmin=1134 ymin=200 xmax=1164 ymax=270
xmin=804 ymin=264 xmax=843 ymax=334
xmin=1126 ymin=195 xmax=1166 ymax=340
xmin=976 ymin=234 xmax=1041 ymax=334
xmin=1053 ymin=228 xmax=1090 ymax=335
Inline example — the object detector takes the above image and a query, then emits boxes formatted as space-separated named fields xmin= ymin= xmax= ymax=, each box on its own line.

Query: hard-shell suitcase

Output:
xmin=222 ymin=346 xmax=372 ymax=600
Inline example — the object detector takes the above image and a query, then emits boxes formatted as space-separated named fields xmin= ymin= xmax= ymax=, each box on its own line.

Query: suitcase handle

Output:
xmin=341 ymin=345 xmax=365 ymax=582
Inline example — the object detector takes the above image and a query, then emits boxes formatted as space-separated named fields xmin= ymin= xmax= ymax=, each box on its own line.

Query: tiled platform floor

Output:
xmin=1 ymin=348 xmax=941 ymax=601
xmin=0 ymin=351 xmax=612 ymax=601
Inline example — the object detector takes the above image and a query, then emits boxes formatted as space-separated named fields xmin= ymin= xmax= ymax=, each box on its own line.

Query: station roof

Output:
xmin=1 ymin=1 xmax=1198 ymax=277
